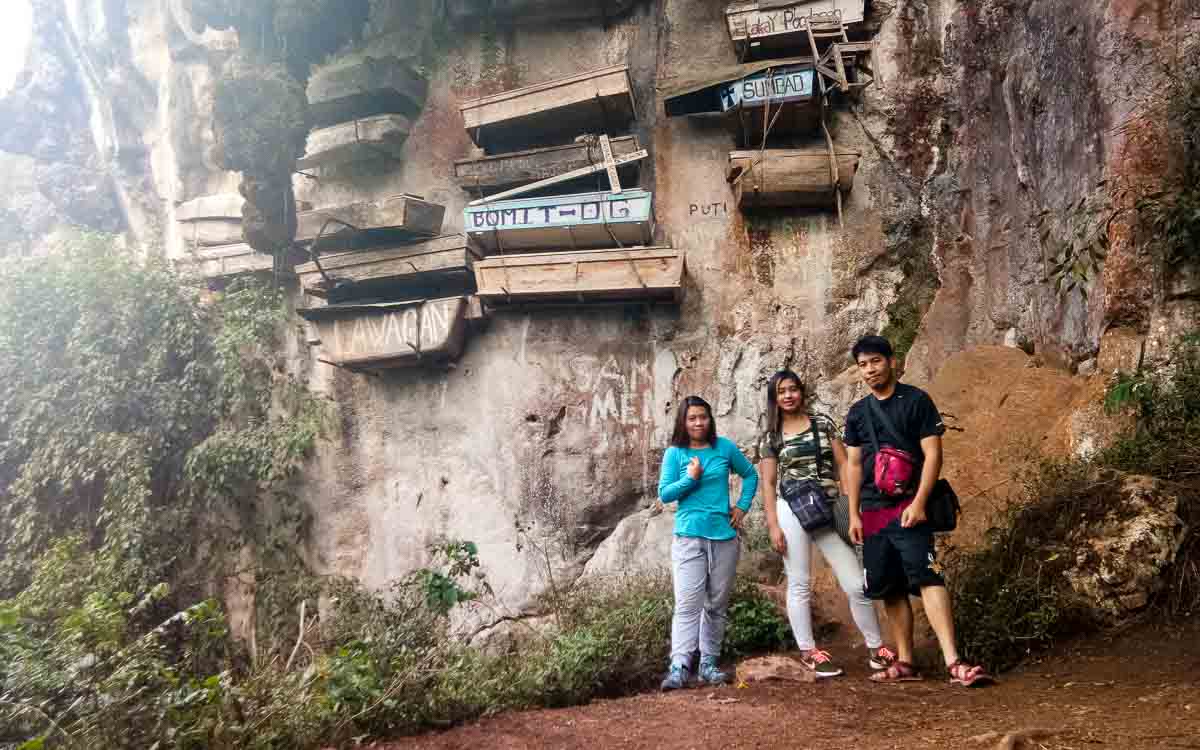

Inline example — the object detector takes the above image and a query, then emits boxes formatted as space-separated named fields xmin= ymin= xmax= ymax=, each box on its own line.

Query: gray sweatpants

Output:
xmin=669 ymin=535 xmax=741 ymax=667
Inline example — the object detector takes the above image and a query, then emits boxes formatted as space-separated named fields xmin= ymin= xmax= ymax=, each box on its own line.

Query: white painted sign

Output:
xmin=720 ymin=67 xmax=814 ymax=111
xmin=304 ymin=296 xmax=468 ymax=368
xmin=464 ymin=190 xmax=653 ymax=232
xmin=726 ymin=0 xmax=866 ymax=41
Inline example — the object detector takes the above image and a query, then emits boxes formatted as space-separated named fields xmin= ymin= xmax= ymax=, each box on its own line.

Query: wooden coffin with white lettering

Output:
xmin=294 ymin=234 xmax=483 ymax=299
xmin=295 ymin=195 xmax=445 ymax=251
xmin=460 ymin=64 xmax=636 ymax=153
xmin=474 ymin=246 xmax=684 ymax=304
xmin=298 ymin=296 xmax=470 ymax=369
xmin=177 ymin=193 xmax=243 ymax=247
xmin=464 ymin=189 xmax=653 ymax=253
xmin=726 ymin=1 xmax=865 ymax=59
xmin=298 ymin=114 xmax=411 ymax=170
xmin=307 ymin=56 xmax=428 ymax=130
xmin=454 ymin=135 xmax=642 ymax=194
xmin=190 ymin=243 xmax=276 ymax=280
xmin=661 ymin=58 xmax=822 ymax=139
xmin=728 ymin=148 xmax=860 ymax=209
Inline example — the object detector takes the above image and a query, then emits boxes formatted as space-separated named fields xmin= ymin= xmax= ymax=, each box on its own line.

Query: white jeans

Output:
xmin=669 ymin=535 xmax=741 ymax=667
xmin=776 ymin=498 xmax=882 ymax=651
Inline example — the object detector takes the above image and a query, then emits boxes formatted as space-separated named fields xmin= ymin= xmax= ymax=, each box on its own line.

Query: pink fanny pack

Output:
xmin=874 ymin=446 xmax=918 ymax=497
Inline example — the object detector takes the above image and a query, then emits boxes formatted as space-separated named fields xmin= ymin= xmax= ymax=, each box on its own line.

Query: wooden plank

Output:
xmin=295 ymin=195 xmax=446 ymax=249
xmin=454 ymin=135 xmax=641 ymax=192
xmin=599 ymin=135 xmax=621 ymax=194
xmin=297 ymin=114 xmax=411 ymax=170
xmin=474 ymin=246 xmax=684 ymax=304
xmin=460 ymin=65 xmax=636 ymax=152
xmin=728 ymin=149 xmax=860 ymax=208
xmin=179 ymin=219 xmax=243 ymax=247
xmin=295 ymin=235 xmax=482 ymax=297
xmin=186 ymin=243 xmax=275 ymax=279
xmin=726 ymin=1 xmax=866 ymax=51
xmin=299 ymin=296 xmax=469 ymax=369
xmin=726 ymin=97 xmax=823 ymax=142
xmin=467 ymin=149 xmax=647 ymax=205
xmin=177 ymin=193 xmax=242 ymax=221
xmin=307 ymin=56 xmax=428 ymax=129
xmin=464 ymin=189 xmax=654 ymax=253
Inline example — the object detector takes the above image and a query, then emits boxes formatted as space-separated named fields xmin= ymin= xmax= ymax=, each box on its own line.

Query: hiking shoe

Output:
xmin=660 ymin=663 xmax=691 ymax=691
xmin=697 ymin=655 xmax=729 ymax=685
xmin=799 ymin=648 xmax=844 ymax=678
xmin=869 ymin=646 xmax=897 ymax=671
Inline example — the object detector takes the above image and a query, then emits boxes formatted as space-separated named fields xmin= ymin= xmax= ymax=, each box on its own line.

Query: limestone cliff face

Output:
xmin=2 ymin=0 xmax=1196 ymax=633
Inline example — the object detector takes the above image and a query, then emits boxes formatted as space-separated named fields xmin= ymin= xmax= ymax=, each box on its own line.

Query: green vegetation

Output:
xmin=0 ymin=236 xmax=793 ymax=747
xmin=722 ymin=579 xmax=792 ymax=658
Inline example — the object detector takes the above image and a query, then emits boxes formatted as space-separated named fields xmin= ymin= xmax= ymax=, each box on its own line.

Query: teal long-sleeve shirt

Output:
xmin=657 ymin=436 xmax=759 ymax=540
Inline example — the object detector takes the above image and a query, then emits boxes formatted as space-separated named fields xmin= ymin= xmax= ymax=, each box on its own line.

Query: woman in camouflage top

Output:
xmin=758 ymin=370 xmax=895 ymax=678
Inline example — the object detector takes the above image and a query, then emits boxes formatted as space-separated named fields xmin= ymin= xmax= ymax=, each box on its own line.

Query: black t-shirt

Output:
xmin=843 ymin=383 xmax=946 ymax=510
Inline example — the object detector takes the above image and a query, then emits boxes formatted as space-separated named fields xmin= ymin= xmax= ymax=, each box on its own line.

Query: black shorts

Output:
xmin=862 ymin=518 xmax=945 ymax=600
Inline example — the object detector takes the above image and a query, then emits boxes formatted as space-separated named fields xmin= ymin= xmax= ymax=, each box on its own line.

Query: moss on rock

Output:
xmin=213 ymin=56 xmax=309 ymax=177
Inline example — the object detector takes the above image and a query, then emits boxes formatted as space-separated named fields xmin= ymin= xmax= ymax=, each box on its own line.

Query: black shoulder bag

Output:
xmin=779 ymin=420 xmax=835 ymax=532
xmin=864 ymin=397 xmax=961 ymax=533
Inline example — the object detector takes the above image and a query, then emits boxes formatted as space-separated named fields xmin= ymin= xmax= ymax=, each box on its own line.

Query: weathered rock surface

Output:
xmin=1064 ymin=473 xmax=1188 ymax=623
xmin=4 ymin=0 xmax=1198 ymax=643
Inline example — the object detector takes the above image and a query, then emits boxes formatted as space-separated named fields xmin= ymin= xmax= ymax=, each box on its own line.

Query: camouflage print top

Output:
xmin=757 ymin=413 xmax=842 ymax=501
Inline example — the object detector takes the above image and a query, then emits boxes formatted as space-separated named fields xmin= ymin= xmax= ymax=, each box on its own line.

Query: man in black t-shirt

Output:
xmin=843 ymin=335 xmax=993 ymax=687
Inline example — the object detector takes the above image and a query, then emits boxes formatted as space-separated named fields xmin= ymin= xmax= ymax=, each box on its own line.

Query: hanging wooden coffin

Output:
xmin=474 ymin=246 xmax=684 ymax=304
xmin=294 ymin=234 xmax=482 ymax=298
xmin=728 ymin=148 xmax=860 ymax=209
xmin=463 ymin=189 xmax=653 ymax=253
xmin=190 ymin=243 xmax=276 ymax=280
xmin=460 ymin=64 xmax=636 ymax=153
xmin=454 ymin=135 xmax=642 ymax=194
xmin=661 ymin=57 xmax=822 ymax=138
xmin=725 ymin=1 xmax=865 ymax=59
xmin=295 ymin=195 xmax=445 ymax=250
xmin=298 ymin=114 xmax=411 ymax=170
xmin=176 ymin=193 xmax=243 ymax=247
xmin=298 ymin=296 xmax=470 ymax=369
xmin=307 ymin=56 xmax=428 ymax=130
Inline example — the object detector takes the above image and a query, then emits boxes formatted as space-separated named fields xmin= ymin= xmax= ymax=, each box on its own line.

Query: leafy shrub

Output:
xmin=723 ymin=579 xmax=792 ymax=658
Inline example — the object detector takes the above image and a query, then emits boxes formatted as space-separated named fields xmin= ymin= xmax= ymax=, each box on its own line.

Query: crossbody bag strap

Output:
xmin=810 ymin=414 xmax=823 ymax=477
xmin=866 ymin=395 xmax=918 ymax=454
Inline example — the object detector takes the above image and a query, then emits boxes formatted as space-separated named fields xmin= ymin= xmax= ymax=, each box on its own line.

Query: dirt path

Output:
xmin=376 ymin=622 xmax=1200 ymax=750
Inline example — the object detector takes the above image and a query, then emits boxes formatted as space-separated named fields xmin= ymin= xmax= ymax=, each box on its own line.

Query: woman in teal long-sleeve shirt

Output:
xmin=656 ymin=395 xmax=758 ymax=691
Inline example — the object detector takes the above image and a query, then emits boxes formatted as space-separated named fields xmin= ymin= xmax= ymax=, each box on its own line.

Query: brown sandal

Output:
xmin=869 ymin=660 xmax=922 ymax=682
xmin=948 ymin=660 xmax=994 ymax=687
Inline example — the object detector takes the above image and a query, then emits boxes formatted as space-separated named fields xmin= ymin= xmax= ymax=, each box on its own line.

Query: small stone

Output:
xmin=735 ymin=655 xmax=816 ymax=684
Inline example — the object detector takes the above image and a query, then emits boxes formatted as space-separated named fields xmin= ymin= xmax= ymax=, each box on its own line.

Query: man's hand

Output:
xmin=849 ymin=513 xmax=864 ymax=545
xmin=901 ymin=502 xmax=927 ymax=528
xmin=768 ymin=523 xmax=787 ymax=554
xmin=730 ymin=506 xmax=747 ymax=530
xmin=686 ymin=456 xmax=702 ymax=480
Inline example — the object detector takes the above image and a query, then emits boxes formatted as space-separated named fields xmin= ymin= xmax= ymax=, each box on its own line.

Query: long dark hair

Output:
xmin=765 ymin=369 xmax=806 ymax=437
xmin=670 ymin=395 xmax=717 ymax=448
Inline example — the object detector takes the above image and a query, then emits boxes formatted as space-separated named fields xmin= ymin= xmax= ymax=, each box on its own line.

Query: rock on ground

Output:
xmin=1064 ymin=473 xmax=1188 ymax=624
xmin=735 ymin=655 xmax=815 ymax=684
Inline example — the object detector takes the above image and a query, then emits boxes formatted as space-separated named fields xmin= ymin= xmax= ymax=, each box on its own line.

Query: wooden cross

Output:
xmin=468 ymin=135 xmax=647 ymax=206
